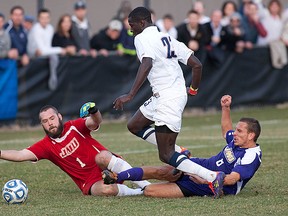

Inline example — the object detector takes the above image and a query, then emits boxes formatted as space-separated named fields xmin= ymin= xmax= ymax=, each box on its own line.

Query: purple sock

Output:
xmin=117 ymin=167 xmax=143 ymax=183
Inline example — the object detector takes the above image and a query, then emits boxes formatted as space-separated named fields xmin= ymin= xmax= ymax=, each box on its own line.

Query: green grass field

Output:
xmin=0 ymin=106 xmax=288 ymax=216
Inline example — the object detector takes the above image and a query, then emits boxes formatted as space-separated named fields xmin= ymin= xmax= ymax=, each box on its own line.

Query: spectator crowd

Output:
xmin=1 ymin=0 xmax=288 ymax=68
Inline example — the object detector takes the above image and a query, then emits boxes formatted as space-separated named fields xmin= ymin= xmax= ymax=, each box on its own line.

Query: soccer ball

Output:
xmin=2 ymin=179 xmax=28 ymax=204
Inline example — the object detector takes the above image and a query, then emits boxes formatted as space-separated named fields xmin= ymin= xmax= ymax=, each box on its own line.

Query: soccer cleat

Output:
xmin=102 ymin=170 xmax=118 ymax=184
xmin=208 ymin=171 xmax=226 ymax=199
xmin=180 ymin=146 xmax=191 ymax=158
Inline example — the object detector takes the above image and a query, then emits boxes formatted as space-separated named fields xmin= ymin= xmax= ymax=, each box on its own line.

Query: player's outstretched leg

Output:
xmin=208 ymin=171 xmax=226 ymax=199
xmin=155 ymin=125 xmax=225 ymax=198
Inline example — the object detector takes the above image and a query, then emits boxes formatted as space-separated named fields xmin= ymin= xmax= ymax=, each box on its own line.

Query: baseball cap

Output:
xmin=230 ymin=12 xmax=242 ymax=21
xmin=0 ymin=12 xmax=5 ymax=19
xmin=108 ymin=19 xmax=123 ymax=31
xmin=24 ymin=15 xmax=35 ymax=23
xmin=74 ymin=1 xmax=86 ymax=10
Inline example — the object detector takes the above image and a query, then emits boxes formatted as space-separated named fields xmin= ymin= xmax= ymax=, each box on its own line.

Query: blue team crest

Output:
xmin=224 ymin=146 xmax=236 ymax=163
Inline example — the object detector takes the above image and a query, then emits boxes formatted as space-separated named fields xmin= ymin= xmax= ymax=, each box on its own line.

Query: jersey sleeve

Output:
xmin=232 ymin=150 xmax=261 ymax=180
xmin=134 ymin=35 xmax=155 ymax=62
xmin=225 ymin=130 xmax=234 ymax=144
xmin=70 ymin=118 xmax=91 ymax=136
xmin=172 ymin=38 xmax=193 ymax=65
xmin=27 ymin=139 xmax=50 ymax=161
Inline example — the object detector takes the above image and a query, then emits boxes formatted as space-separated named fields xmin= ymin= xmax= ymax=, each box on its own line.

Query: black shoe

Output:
xmin=102 ymin=170 xmax=118 ymax=184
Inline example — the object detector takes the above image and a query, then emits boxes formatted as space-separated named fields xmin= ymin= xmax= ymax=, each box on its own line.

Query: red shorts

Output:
xmin=80 ymin=167 xmax=102 ymax=195
xmin=81 ymin=152 xmax=123 ymax=195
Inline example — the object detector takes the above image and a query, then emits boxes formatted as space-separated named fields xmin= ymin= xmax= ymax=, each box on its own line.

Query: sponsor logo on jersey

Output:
xmin=60 ymin=137 xmax=80 ymax=158
xmin=224 ymin=146 xmax=236 ymax=163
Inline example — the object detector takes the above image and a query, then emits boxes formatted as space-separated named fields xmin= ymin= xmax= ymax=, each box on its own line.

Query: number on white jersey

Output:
xmin=161 ymin=36 xmax=177 ymax=59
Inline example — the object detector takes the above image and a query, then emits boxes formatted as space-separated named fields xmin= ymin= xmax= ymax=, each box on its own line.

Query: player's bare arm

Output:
xmin=113 ymin=57 xmax=152 ymax=110
xmin=86 ymin=110 xmax=102 ymax=131
xmin=187 ymin=54 xmax=202 ymax=95
xmin=221 ymin=95 xmax=233 ymax=138
xmin=0 ymin=149 xmax=37 ymax=162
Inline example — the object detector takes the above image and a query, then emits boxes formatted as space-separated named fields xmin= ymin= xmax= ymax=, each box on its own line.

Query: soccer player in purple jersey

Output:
xmin=103 ymin=95 xmax=262 ymax=198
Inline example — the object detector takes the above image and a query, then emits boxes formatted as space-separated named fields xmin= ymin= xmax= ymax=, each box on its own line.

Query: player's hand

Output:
xmin=113 ymin=94 xmax=133 ymax=110
xmin=80 ymin=102 xmax=98 ymax=118
xmin=221 ymin=95 xmax=232 ymax=108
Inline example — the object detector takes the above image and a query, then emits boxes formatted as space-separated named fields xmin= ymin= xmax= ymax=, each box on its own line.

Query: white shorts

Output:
xmin=140 ymin=93 xmax=187 ymax=133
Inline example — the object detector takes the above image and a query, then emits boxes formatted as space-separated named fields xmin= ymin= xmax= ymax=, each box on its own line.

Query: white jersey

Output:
xmin=134 ymin=26 xmax=193 ymax=97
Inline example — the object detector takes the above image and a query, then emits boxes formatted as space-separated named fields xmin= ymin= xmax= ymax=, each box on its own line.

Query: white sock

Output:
xmin=174 ymin=145 xmax=182 ymax=153
xmin=176 ymin=158 xmax=217 ymax=182
xmin=108 ymin=155 xmax=151 ymax=189
xmin=116 ymin=184 xmax=143 ymax=196
xmin=143 ymin=129 xmax=184 ymax=153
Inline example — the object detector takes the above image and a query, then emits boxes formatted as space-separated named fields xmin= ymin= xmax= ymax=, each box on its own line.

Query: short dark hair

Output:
xmin=39 ymin=105 xmax=58 ymax=121
xmin=163 ymin=14 xmax=174 ymax=20
xmin=239 ymin=117 xmax=261 ymax=142
xmin=38 ymin=8 xmax=50 ymax=17
xmin=10 ymin=5 xmax=24 ymax=15
xmin=187 ymin=9 xmax=199 ymax=16
xmin=128 ymin=7 xmax=152 ymax=23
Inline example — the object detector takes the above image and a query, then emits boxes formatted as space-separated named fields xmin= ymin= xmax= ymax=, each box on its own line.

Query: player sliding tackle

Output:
xmin=0 ymin=102 xmax=150 ymax=197
xmin=104 ymin=95 xmax=262 ymax=198
xmin=112 ymin=7 xmax=225 ymax=198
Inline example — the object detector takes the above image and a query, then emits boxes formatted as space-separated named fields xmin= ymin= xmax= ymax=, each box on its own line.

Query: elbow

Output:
xmin=98 ymin=116 xmax=103 ymax=125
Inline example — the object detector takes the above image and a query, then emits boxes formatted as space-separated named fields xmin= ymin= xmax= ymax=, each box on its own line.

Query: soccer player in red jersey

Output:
xmin=0 ymin=102 xmax=149 ymax=196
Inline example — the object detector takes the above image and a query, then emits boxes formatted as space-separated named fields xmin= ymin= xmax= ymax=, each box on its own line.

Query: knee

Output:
xmin=95 ymin=150 xmax=112 ymax=170
xmin=127 ymin=120 xmax=138 ymax=134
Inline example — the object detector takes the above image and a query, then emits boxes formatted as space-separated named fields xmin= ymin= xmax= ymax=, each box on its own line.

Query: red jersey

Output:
xmin=27 ymin=118 xmax=107 ymax=195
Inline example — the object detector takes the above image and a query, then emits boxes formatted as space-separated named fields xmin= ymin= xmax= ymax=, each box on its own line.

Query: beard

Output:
xmin=44 ymin=119 xmax=64 ymax=139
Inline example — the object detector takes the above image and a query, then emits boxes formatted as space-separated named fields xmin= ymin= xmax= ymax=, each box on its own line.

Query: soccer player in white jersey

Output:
xmin=113 ymin=7 xmax=225 ymax=198
xmin=104 ymin=95 xmax=262 ymax=198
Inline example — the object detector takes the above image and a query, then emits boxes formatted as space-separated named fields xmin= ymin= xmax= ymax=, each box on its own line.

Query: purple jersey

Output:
xmin=176 ymin=130 xmax=262 ymax=196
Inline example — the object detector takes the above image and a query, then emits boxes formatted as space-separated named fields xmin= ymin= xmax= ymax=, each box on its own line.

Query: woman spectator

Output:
xmin=221 ymin=1 xmax=238 ymax=26
xmin=52 ymin=14 xmax=77 ymax=55
xmin=257 ymin=0 xmax=284 ymax=46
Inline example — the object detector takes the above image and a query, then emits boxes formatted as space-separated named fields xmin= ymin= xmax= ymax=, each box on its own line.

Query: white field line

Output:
xmin=0 ymin=143 xmax=224 ymax=164
xmin=0 ymin=138 xmax=286 ymax=165
xmin=0 ymin=139 xmax=286 ymax=165
xmin=0 ymin=133 xmax=287 ymax=146
xmin=0 ymin=118 xmax=286 ymax=146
